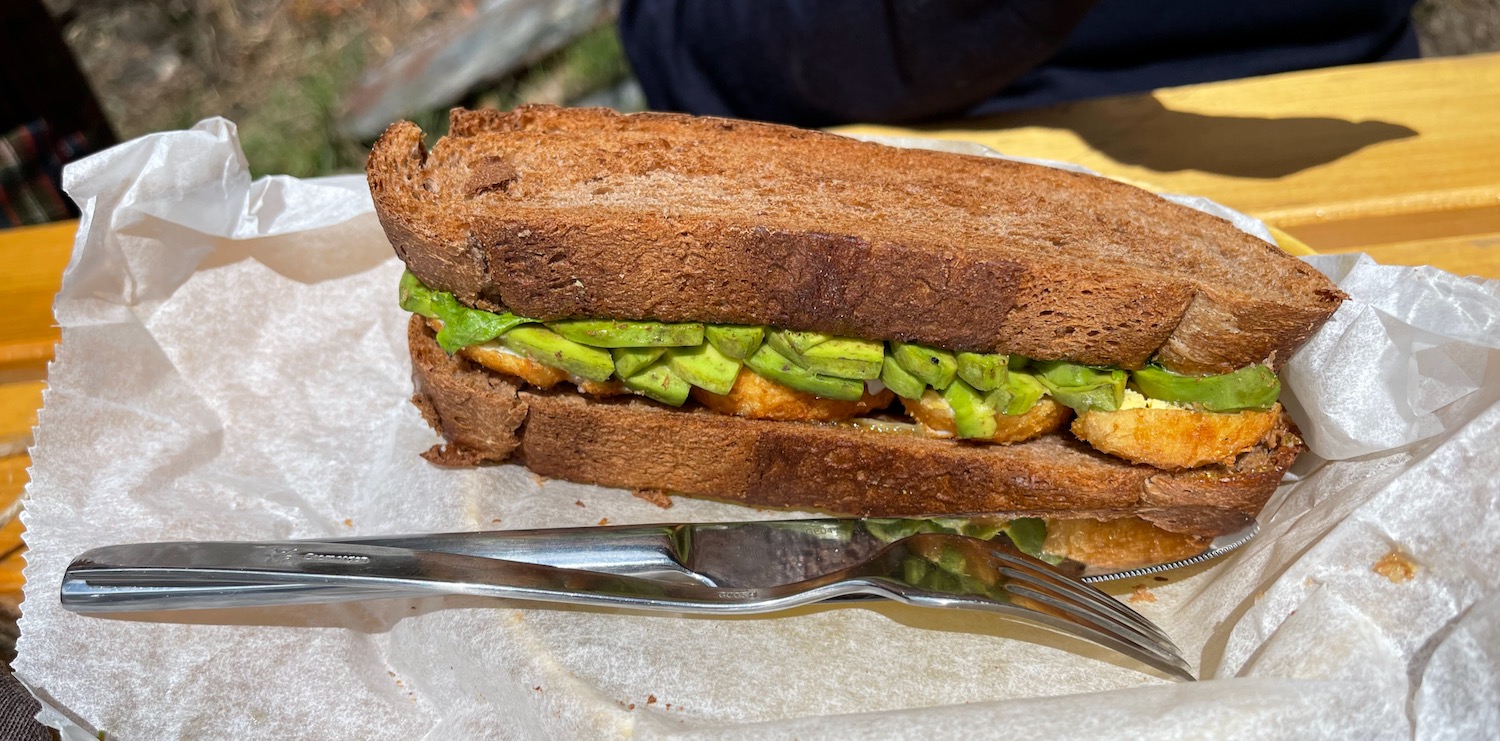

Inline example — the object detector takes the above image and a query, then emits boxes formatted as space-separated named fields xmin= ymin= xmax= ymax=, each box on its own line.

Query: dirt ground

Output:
xmin=43 ymin=0 xmax=1500 ymax=178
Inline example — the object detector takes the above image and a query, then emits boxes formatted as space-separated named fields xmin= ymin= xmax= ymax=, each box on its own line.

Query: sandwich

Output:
xmin=367 ymin=105 xmax=1344 ymax=570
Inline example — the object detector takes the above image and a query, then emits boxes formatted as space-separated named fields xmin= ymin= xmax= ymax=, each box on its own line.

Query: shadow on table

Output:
xmin=943 ymin=95 xmax=1417 ymax=179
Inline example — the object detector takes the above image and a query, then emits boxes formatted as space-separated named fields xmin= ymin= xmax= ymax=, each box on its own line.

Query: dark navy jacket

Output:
xmin=619 ymin=0 xmax=1420 ymax=126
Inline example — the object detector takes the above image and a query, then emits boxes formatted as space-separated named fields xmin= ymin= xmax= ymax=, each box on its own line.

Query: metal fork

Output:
xmin=62 ymin=531 xmax=1193 ymax=680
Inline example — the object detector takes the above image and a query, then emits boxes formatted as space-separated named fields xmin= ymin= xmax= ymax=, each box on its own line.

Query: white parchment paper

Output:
xmin=15 ymin=119 xmax=1500 ymax=740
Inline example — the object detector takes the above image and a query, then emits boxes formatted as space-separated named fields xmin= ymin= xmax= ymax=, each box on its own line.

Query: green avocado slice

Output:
xmin=704 ymin=325 xmax=765 ymax=360
xmin=1033 ymin=361 xmax=1126 ymax=412
xmin=399 ymin=271 xmax=438 ymax=318
xmin=891 ymin=342 xmax=958 ymax=389
xmin=546 ymin=319 xmax=704 ymax=348
xmin=401 ymin=272 xmax=534 ymax=353
xmin=990 ymin=371 xmax=1046 ymax=415
xmin=1004 ymin=518 xmax=1048 ymax=559
xmin=763 ymin=330 xmax=881 ymax=379
xmin=765 ymin=330 xmax=833 ymax=358
xmin=879 ymin=355 xmax=928 ymax=399
xmin=667 ymin=342 xmax=742 ymax=395
xmin=744 ymin=345 xmax=865 ymax=401
xmin=499 ymin=326 xmax=615 ymax=382
xmin=799 ymin=338 xmax=885 ymax=380
xmin=763 ymin=330 xmax=820 ymax=370
xmin=941 ymin=378 xmax=998 ymax=439
xmin=610 ymin=347 xmax=666 ymax=378
xmin=620 ymin=360 xmax=691 ymax=406
xmin=956 ymin=352 xmax=1009 ymax=391
xmin=1132 ymin=364 xmax=1280 ymax=411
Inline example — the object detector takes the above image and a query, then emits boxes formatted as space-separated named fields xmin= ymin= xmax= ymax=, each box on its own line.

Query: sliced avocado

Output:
xmin=1033 ymin=361 xmax=1127 ymax=413
xmin=992 ymin=371 xmax=1046 ymax=415
xmin=1004 ymin=518 xmax=1047 ymax=559
xmin=399 ymin=271 xmax=438 ymax=318
xmin=611 ymin=347 xmax=666 ymax=378
xmin=765 ymin=329 xmax=833 ymax=358
xmin=902 ymin=555 xmax=931 ymax=585
xmin=891 ymin=342 xmax=958 ymax=389
xmin=667 ymin=342 xmax=742 ymax=395
xmin=936 ymin=544 xmax=968 ymax=575
xmin=866 ymin=519 xmax=930 ymax=542
xmin=763 ymin=329 xmax=824 ymax=370
xmin=879 ymin=355 xmax=928 ymax=399
xmin=940 ymin=378 xmax=999 ymax=439
xmin=959 ymin=518 xmax=1007 ymax=541
xmin=546 ymin=319 xmax=704 ymax=348
xmin=744 ymin=345 xmax=865 ymax=401
xmin=401 ymin=272 xmax=535 ymax=353
xmin=499 ymin=326 xmax=615 ymax=382
xmin=620 ymin=359 xmax=691 ymax=406
xmin=956 ymin=352 xmax=1009 ymax=391
xmin=800 ymin=338 xmax=885 ymax=380
xmin=1132 ymin=364 xmax=1280 ymax=411
xmin=704 ymin=325 xmax=765 ymax=360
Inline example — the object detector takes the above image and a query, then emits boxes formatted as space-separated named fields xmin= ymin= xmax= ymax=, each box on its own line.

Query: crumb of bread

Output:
xmin=633 ymin=489 xmax=673 ymax=508
xmin=1129 ymin=584 xmax=1156 ymax=603
xmin=1373 ymin=549 xmax=1417 ymax=582
xmin=598 ymin=518 xmax=610 ymax=526
xmin=343 ymin=518 xmax=353 ymax=527
xmin=574 ymin=500 xmax=586 ymax=508
xmin=530 ymin=472 xmax=549 ymax=486
xmin=647 ymin=695 xmax=657 ymax=705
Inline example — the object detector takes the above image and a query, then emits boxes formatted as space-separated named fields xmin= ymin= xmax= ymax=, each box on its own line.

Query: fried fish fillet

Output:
xmin=1071 ymin=404 xmax=1283 ymax=470
xmin=1042 ymin=517 xmax=1212 ymax=570
xmin=691 ymin=368 xmax=894 ymax=422
xmin=901 ymin=391 xmax=1072 ymax=444
xmin=460 ymin=341 xmax=625 ymax=396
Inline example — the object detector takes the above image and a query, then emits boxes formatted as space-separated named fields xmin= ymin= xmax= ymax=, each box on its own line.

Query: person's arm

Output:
xmin=619 ymin=0 xmax=1099 ymax=126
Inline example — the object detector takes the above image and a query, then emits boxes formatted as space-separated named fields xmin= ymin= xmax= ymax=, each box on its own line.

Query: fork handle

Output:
xmin=59 ymin=541 xmax=763 ymax=614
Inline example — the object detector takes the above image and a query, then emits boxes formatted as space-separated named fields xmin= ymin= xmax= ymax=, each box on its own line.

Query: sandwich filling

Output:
xmin=402 ymin=272 xmax=1285 ymax=471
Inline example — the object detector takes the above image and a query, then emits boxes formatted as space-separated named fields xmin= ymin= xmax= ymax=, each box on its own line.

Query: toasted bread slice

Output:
xmin=371 ymin=105 xmax=1344 ymax=373
xmin=408 ymin=316 xmax=1300 ymax=539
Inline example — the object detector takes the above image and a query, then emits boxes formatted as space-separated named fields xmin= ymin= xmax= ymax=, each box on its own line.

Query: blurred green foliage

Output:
xmin=237 ymin=22 xmax=629 ymax=179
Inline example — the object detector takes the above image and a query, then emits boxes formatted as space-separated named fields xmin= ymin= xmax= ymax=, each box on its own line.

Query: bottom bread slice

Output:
xmin=407 ymin=315 xmax=1301 ymax=539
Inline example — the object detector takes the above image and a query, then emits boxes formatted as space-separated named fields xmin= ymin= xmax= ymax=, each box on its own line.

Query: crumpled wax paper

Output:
xmin=14 ymin=119 xmax=1500 ymax=740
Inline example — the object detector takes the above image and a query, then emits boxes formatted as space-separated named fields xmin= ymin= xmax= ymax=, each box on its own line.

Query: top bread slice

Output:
xmin=369 ymin=105 xmax=1345 ymax=373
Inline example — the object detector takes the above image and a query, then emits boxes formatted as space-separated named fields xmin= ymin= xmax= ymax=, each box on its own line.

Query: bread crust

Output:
xmin=371 ymin=106 xmax=1344 ymax=373
xmin=408 ymin=316 xmax=1299 ymax=538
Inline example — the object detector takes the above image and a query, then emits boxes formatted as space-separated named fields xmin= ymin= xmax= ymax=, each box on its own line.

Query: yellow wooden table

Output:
xmin=0 ymin=52 xmax=1497 ymax=604
xmin=839 ymin=52 xmax=1500 ymax=280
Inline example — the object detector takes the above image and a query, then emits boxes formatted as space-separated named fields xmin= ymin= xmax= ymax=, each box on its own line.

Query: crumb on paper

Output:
xmin=342 ymin=518 xmax=353 ymax=527
xmin=598 ymin=517 xmax=610 ymax=526
xmin=1373 ymin=548 xmax=1418 ymax=582
xmin=1129 ymin=584 xmax=1156 ymax=604
xmin=530 ymin=472 xmax=548 ymax=487
xmin=575 ymin=500 xmax=586 ymax=508
xmin=633 ymin=489 xmax=673 ymax=509
xmin=647 ymin=695 xmax=657 ymax=705
xmin=534 ymin=686 xmax=542 ymax=693
xmin=1152 ymin=576 xmax=1168 ymax=582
